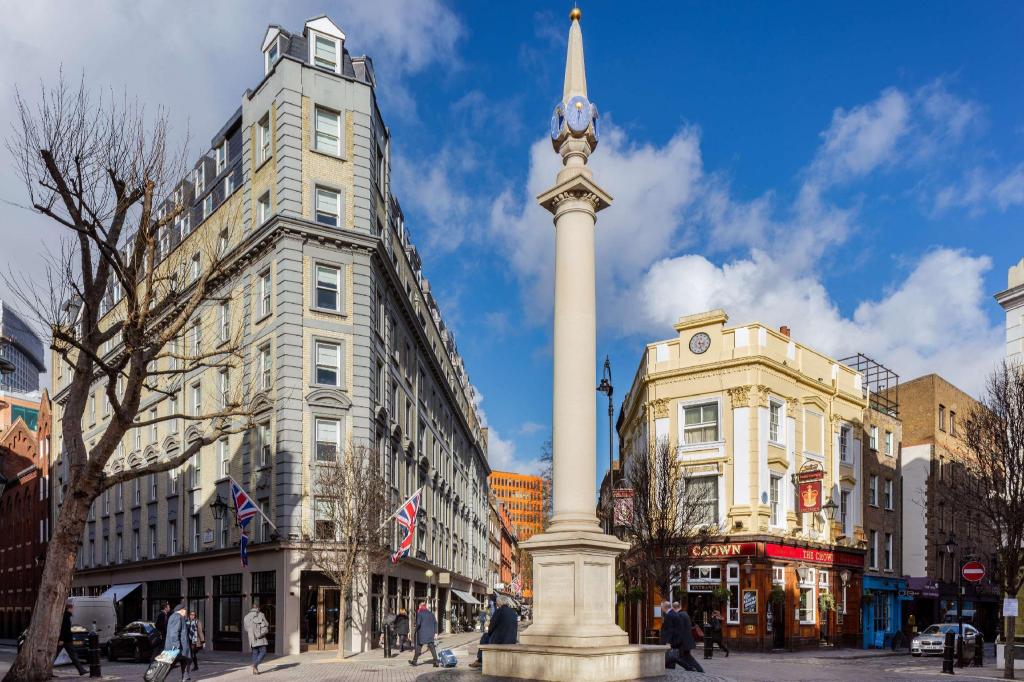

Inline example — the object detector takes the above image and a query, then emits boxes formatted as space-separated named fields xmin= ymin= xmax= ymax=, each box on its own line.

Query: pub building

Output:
xmin=673 ymin=540 xmax=865 ymax=650
xmin=615 ymin=311 xmax=875 ymax=650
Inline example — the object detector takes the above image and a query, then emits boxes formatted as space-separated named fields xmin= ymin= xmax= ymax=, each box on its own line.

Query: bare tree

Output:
xmin=300 ymin=443 xmax=391 ymax=658
xmin=538 ymin=439 xmax=553 ymax=529
xmin=4 ymin=77 xmax=255 ymax=682
xmin=949 ymin=362 xmax=1024 ymax=679
xmin=620 ymin=439 xmax=715 ymax=608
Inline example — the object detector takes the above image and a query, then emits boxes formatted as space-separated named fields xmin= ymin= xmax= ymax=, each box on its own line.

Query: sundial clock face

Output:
xmin=566 ymin=95 xmax=591 ymax=133
xmin=689 ymin=332 xmax=711 ymax=355
xmin=549 ymin=103 xmax=565 ymax=140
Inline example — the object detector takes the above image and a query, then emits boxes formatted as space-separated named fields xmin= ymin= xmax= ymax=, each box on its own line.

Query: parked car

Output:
xmin=911 ymin=623 xmax=981 ymax=657
xmin=107 ymin=621 xmax=162 ymax=662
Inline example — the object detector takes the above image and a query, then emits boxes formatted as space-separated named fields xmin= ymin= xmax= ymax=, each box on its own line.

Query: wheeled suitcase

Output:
xmin=143 ymin=649 xmax=179 ymax=682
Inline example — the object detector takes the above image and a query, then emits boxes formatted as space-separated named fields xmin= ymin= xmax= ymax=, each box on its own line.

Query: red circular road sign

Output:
xmin=962 ymin=561 xmax=986 ymax=583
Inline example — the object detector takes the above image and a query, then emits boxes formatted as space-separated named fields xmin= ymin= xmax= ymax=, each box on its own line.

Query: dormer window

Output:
xmin=264 ymin=39 xmax=280 ymax=74
xmin=215 ymin=141 xmax=227 ymax=174
xmin=312 ymin=34 xmax=339 ymax=72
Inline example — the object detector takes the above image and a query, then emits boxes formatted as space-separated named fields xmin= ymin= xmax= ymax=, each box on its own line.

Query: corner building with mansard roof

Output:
xmin=50 ymin=16 xmax=490 ymax=656
xmin=617 ymin=309 xmax=871 ymax=650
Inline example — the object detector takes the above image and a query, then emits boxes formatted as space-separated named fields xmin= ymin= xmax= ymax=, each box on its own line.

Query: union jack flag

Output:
xmin=510 ymin=575 xmax=522 ymax=596
xmin=240 ymin=531 xmax=249 ymax=567
xmin=230 ymin=478 xmax=260 ymax=530
xmin=390 ymin=489 xmax=422 ymax=564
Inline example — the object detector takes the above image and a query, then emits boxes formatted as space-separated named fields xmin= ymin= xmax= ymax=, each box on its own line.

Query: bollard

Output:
xmin=956 ymin=633 xmax=965 ymax=668
xmin=704 ymin=626 xmax=713 ymax=660
xmin=973 ymin=633 xmax=983 ymax=667
xmin=942 ymin=630 xmax=955 ymax=674
xmin=87 ymin=629 xmax=102 ymax=678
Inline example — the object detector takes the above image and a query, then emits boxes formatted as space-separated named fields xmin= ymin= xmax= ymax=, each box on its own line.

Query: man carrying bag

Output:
xmin=146 ymin=603 xmax=191 ymax=682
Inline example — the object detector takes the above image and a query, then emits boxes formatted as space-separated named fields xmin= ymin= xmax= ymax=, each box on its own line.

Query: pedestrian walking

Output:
xmin=470 ymin=595 xmax=518 ymax=669
xmin=155 ymin=602 xmax=171 ymax=638
xmin=675 ymin=604 xmax=704 ymax=673
xmin=187 ymin=611 xmax=206 ymax=671
xmin=244 ymin=603 xmax=270 ymax=674
xmin=55 ymin=601 xmax=87 ymax=676
xmin=394 ymin=608 xmax=411 ymax=653
xmin=381 ymin=610 xmax=395 ymax=659
xmin=710 ymin=609 xmax=729 ymax=656
xmin=164 ymin=603 xmax=193 ymax=682
xmin=477 ymin=607 xmax=487 ymax=632
xmin=658 ymin=600 xmax=682 ymax=669
xmin=408 ymin=601 xmax=438 ymax=667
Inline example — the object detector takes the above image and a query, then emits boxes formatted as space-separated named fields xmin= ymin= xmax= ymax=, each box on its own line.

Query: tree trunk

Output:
xmin=4 ymin=487 xmax=94 ymax=682
xmin=1007 ymin=615 xmax=1016 ymax=680
xmin=336 ymin=581 xmax=348 ymax=660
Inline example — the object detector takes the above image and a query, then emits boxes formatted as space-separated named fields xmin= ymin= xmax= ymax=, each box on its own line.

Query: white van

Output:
xmin=68 ymin=597 xmax=117 ymax=648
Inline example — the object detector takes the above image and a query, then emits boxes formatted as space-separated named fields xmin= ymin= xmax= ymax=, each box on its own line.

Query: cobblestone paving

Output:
xmin=0 ymin=639 xmax=1012 ymax=682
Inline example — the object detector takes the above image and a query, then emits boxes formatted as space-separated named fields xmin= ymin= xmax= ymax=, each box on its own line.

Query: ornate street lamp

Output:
xmin=596 ymin=356 xmax=614 ymax=491
xmin=425 ymin=569 xmax=435 ymax=610
xmin=743 ymin=556 xmax=754 ymax=576
xmin=822 ymin=498 xmax=838 ymax=521
xmin=796 ymin=564 xmax=809 ymax=584
xmin=209 ymin=493 xmax=230 ymax=521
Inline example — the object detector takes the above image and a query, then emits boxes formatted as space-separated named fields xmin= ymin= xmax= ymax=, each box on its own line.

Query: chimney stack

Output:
xmin=780 ymin=325 xmax=791 ymax=338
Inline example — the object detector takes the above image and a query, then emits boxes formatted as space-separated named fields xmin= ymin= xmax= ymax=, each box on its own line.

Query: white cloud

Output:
xmin=809 ymin=88 xmax=911 ymax=186
xmin=472 ymin=390 xmax=544 ymax=474
xmin=934 ymin=163 xmax=1024 ymax=213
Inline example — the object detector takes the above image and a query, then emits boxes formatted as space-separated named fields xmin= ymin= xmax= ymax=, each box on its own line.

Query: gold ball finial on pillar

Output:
xmin=569 ymin=7 xmax=582 ymax=21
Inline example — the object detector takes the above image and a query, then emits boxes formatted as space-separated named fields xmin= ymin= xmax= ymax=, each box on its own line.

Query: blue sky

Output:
xmin=1 ymin=2 xmax=1022 ymax=482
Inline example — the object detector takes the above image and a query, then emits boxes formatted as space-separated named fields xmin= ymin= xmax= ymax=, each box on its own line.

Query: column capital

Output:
xmin=537 ymin=174 xmax=612 ymax=215
xmin=726 ymin=385 xmax=751 ymax=408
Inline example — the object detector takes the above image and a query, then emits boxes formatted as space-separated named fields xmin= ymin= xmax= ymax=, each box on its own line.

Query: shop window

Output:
xmin=874 ymin=594 xmax=890 ymax=634
xmin=798 ymin=568 xmax=816 ymax=625
xmin=187 ymin=577 xmax=206 ymax=633
xmin=727 ymin=561 xmax=740 ymax=624
xmin=252 ymin=571 xmax=277 ymax=653
xmin=818 ymin=569 xmax=829 ymax=589
xmin=213 ymin=573 xmax=243 ymax=651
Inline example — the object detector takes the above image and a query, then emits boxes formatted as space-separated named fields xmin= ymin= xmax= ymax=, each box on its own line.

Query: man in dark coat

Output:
xmin=409 ymin=602 xmax=438 ymax=667
xmin=55 ymin=601 xmax=87 ymax=676
xmin=164 ymin=603 xmax=193 ymax=681
xmin=470 ymin=595 xmax=519 ymax=668
xmin=659 ymin=600 xmax=682 ymax=668
xmin=675 ymin=604 xmax=704 ymax=673
xmin=394 ymin=608 xmax=411 ymax=653
xmin=155 ymin=602 xmax=171 ymax=638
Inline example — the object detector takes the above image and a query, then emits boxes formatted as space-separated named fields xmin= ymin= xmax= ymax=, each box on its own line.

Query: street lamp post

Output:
xmin=944 ymin=532 xmax=962 ymax=666
xmin=425 ymin=569 xmax=435 ymax=612
xmin=596 ymin=355 xmax=614 ymax=491
xmin=210 ymin=494 xmax=229 ymax=520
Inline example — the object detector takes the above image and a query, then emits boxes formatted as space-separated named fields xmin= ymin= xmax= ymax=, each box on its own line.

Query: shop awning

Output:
xmin=451 ymin=589 xmax=480 ymax=605
xmin=99 ymin=583 xmax=142 ymax=602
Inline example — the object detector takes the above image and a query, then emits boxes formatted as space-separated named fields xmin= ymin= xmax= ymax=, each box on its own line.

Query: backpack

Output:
xmin=438 ymin=648 xmax=457 ymax=668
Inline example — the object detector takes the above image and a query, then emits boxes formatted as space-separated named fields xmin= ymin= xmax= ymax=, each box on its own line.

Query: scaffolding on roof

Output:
xmin=839 ymin=353 xmax=900 ymax=417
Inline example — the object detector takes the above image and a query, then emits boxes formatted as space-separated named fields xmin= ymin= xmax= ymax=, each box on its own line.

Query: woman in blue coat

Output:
xmin=163 ymin=603 xmax=193 ymax=681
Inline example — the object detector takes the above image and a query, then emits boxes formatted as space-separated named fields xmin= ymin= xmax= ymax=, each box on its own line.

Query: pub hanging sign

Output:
xmin=796 ymin=464 xmax=824 ymax=514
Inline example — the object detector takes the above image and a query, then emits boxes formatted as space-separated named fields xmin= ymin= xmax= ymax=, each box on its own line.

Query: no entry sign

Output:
xmin=962 ymin=561 xmax=986 ymax=583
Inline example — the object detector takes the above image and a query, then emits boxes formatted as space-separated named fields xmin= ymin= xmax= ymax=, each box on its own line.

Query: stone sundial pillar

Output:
xmin=482 ymin=9 xmax=665 ymax=681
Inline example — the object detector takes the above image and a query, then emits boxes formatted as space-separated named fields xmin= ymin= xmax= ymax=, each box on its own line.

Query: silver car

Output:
xmin=911 ymin=623 xmax=980 ymax=657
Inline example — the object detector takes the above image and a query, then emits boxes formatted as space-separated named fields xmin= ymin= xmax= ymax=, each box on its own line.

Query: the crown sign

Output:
xmin=801 ymin=485 xmax=819 ymax=507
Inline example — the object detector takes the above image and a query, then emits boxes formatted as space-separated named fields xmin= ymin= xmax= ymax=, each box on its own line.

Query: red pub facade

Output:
xmin=625 ymin=538 xmax=865 ymax=651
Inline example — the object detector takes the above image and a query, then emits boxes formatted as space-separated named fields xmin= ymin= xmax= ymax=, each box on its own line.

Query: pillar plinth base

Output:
xmin=481 ymin=643 xmax=669 ymax=682
xmin=488 ymin=528 xmax=663 ymax=679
